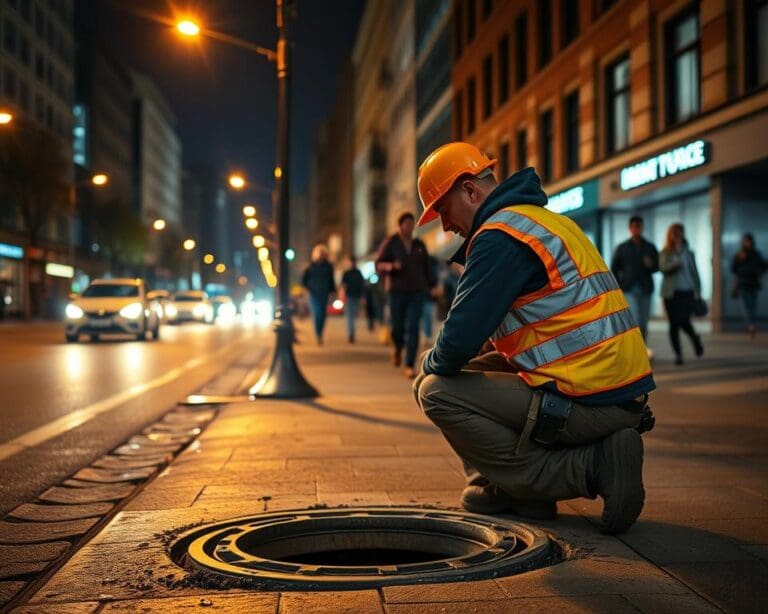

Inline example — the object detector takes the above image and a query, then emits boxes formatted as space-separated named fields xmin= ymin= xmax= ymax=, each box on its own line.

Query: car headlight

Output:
xmin=165 ymin=304 xmax=177 ymax=317
xmin=65 ymin=304 xmax=84 ymax=319
xmin=193 ymin=304 xmax=206 ymax=317
xmin=218 ymin=303 xmax=236 ymax=318
xmin=119 ymin=302 xmax=144 ymax=319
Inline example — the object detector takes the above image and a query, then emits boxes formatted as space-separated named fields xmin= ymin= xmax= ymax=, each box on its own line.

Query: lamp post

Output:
xmin=175 ymin=2 xmax=316 ymax=398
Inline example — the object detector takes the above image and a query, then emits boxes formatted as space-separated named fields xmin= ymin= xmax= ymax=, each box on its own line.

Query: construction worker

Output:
xmin=412 ymin=142 xmax=656 ymax=534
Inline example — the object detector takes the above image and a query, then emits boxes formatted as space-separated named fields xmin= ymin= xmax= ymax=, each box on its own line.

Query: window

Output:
xmin=745 ymin=0 xmax=768 ymax=90
xmin=517 ymin=128 xmax=527 ymax=168
xmin=19 ymin=34 xmax=30 ymax=65
xmin=564 ymin=90 xmax=580 ymax=173
xmin=540 ymin=109 xmax=554 ymax=182
xmin=596 ymin=0 xmax=618 ymax=14
xmin=561 ymin=0 xmax=579 ymax=48
xmin=4 ymin=18 xmax=17 ymax=54
xmin=35 ymin=53 xmax=44 ymax=80
xmin=35 ymin=5 xmax=45 ymax=38
xmin=499 ymin=141 xmax=510 ymax=179
xmin=455 ymin=90 xmax=464 ymax=140
xmin=482 ymin=54 xmax=493 ymax=119
xmin=467 ymin=0 xmax=476 ymax=43
xmin=498 ymin=34 xmax=509 ymax=105
xmin=538 ymin=0 xmax=553 ymax=69
xmin=665 ymin=7 xmax=700 ymax=125
xmin=467 ymin=77 xmax=476 ymax=134
xmin=483 ymin=0 xmax=493 ymax=19
xmin=606 ymin=54 xmax=631 ymax=153
xmin=515 ymin=12 xmax=528 ymax=87
xmin=20 ymin=1 xmax=32 ymax=23
xmin=19 ymin=79 xmax=29 ymax=110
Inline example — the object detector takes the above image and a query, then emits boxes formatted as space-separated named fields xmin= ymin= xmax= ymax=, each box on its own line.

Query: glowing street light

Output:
xmin=252 ymin=235 xmax=265 ymax=248
xmin=285 ymin=248 xmax=295 ymax=261
xmin=228 ymin=173 xmax=246 ymax=190
xmin=152 ymin=219 xmax=167 ymax=231
xmin=243 ymin=205 xmax=256 ymax=217
xmin=245 ymin=217 xmax=259 ymax=230
xmin=215 ymin=263 xmax=226 ymax=273
xmin=91 ymin=173 xmax=109 ymax=186
xmin=203 ymin=253 xmax=214 ymax=264
xmin=176 ymin=19 xmax=201 ymax=37
xmin=0 ymin=111 xmax=13 ymax=125
xmin=258 ymin=247 xmax=269 ymax=261
xmin=183 ymin=238 xmax=196 ymax=251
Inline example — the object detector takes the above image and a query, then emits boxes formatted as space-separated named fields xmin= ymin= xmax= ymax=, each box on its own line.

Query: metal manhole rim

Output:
xmin=169 ymin=506 xmax=559 ymax=588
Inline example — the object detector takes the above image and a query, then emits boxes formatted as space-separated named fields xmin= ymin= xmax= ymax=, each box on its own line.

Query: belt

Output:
xmin=618 ymin=394 xmax=649 ymax=413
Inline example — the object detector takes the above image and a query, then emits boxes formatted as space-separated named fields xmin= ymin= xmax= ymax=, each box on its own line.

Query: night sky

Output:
xmin=87 ymin=0 xmax=365 ymax=195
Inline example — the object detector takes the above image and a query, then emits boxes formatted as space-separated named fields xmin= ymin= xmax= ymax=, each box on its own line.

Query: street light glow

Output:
xmin=0 ymin=111 xmax=13 ymax=125
xmin=153 ymin=219 xmax=167 ymax=231
xmin=176 ymin=19 xmax=201 ymax=37
xmin=228 ymin=173 xmax=246 ymax=189
xmin=183 ymin=239 xmax=196 ymax=251
xmin=243 ymin=205 xmax=256 ymax=217
xmin=258 ymin=247 xmax=269 ymax=261
xmin=274 ymin=166 xmax=282 ymax=178
xmin=245 ymin=217 xmax=259 ymax=230
xmin=215 ymin=263 xmax=226 ymax=273
xmin=252 ymin=235 xmax=265 ymax=248
xmin=91 ymin=173 xmax=108 ymax=186
xmin=203 ymin=253 xmax=214 ymax=264
xmin=285 ymin=248 xmax=295 ymax=261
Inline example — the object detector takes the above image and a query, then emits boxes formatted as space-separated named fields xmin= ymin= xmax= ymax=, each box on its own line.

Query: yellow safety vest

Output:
xmin=468 ymin=205 xmax=651 ymax=397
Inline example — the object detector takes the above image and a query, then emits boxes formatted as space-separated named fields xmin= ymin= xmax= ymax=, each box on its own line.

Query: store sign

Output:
xmin=547 ymin=179 xmax=599 ymax=215
xmin=45 ymin=263 xmax=74 ymax=278
xmin=0 ymin=242 xmax=24 ymax=260
xmin=620 ymin=140 xmax=709 ymax=191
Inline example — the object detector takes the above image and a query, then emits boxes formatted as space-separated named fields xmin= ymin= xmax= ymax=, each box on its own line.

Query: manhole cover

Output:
xmin=170 ymin=507 xmax=560 ymax=589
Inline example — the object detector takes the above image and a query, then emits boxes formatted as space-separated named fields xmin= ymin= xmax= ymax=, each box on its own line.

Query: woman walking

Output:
xmin=660 ymin=223 xmax=704 ymax=365
xmin=731 ymin=233 xmax=766 ymax=338
xmin=301 ymin=244 xmax=336 ymax=345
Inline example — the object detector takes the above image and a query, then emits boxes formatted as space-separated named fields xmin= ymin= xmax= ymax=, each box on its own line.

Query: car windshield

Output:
xmin=82 ymin=284 xmax=139 ymax=298
xmin=174 ymin=294 xmax=203 ymax=302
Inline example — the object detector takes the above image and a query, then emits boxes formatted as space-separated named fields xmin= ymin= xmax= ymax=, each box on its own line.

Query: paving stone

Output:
xmin=228 ymin=444 xmax=400 ymax=461
xmin=740 ymin=544 xmax=768 ymax=562
xmin=0 ymin=542 xmax=69 ymax=565
xmin=0 ymin=518 xmax=100 ymax=544
xmin=113 ymin=443 xmax=179 ymax=457
xmin=349 ymin=456 xmax=455 ymax=472
xmin=198 ymin=483 xmax=316 ymax=502
xmin=664 ymin=560 xmax=768 ymax=612
xmin=130 ymin=433 xmax=194 ymax=446
xmin=122 ymin=485 xmax=204 ymax=511
xmin=385 ymin=595 xmax=636 ymax=613
xmin=0 ymin=561 xmax=50 ymax=580
xmin=382 ymin=579 xmax=508 ymax=603
xmin=143 ymin=424 xmax=202 ymax=437
xmin=279 ymin=589 xmax=383 ymax=613
xmin=91 ymin=455 xmax=167 ymax=470
xmin=100 ymin=593 xmax=278 ymax=612
xmin=623 ymin=591 xmax=720 ymax=613
xmin=72 ymin=466 xmax=157 ymax=484
xmin=162 ymin=410 xmax=215 ymax=424
xmin=316 ymin=491 xmax=392 ymax=507
xmin=386 ymin=490 xmax=461 ymax=507
xmin=38 ymin=484 xmax=135 ymax=504
xmin=0 ymin=581 xmax=26 ymax=606
xmin=11 ymin=602 xmax=101 ymax=613
xmin=318 ymin=471 xmax=464 ymax=492
xmin=8 ymin=503 xmax=114 ymax=523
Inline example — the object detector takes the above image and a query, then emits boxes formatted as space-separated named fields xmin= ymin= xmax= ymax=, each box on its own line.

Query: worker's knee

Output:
xmin=415 ymin=373 xmax=451 ymax=416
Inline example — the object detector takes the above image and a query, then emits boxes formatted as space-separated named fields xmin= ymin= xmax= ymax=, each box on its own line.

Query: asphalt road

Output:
xmin=0 ymin=319 xmax=270 ymax=515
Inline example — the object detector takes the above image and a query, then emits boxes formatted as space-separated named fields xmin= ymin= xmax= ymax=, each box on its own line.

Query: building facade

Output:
xmin=453 ymin=0 xmax=768 ymax=330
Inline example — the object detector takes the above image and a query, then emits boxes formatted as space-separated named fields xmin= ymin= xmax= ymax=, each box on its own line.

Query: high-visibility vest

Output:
xmin=468 ymin=204 xmax=651 ymax=397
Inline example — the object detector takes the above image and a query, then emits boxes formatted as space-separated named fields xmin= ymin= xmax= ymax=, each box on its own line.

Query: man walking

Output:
xmin=376 ymin=212 xmax=437 ymax=378
xmin=412 ymin=142 xmax=655 ymax=534
xmin=341 ymin=256 xmax=365 ymax=343
xmin=611 ymin=216 xmax=659 ymax=346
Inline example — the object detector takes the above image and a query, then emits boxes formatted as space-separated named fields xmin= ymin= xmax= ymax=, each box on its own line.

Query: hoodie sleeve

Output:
xmin=422 ymin=230 xmax=545 ymax=376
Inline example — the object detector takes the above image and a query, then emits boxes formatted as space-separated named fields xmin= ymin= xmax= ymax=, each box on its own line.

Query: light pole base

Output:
xmin=249 ymin=307 xmax=318 ymax=398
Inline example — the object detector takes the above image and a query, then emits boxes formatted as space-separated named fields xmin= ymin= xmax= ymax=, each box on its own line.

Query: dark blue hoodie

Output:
xmin=422 ymin=167 xmax=656 ymax=406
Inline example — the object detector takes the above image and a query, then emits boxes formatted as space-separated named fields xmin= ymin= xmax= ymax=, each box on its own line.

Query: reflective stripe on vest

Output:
xmin=491 ymin=271 xmax=619 ymax=341
xmin=512 ymin=307 xmax=636 ymax=370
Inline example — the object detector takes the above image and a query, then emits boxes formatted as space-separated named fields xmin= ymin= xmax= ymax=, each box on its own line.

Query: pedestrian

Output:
xmin=363 ymin=281 xmax=377 ymax=332
xmin=375 ymin=211 xmax=438 ymax=378
xmin=610 ymin=216 xmax=658 ymax=349
xmin=421 ymin=255 xmax=440 ymax=342
xmin=340 ymin=256 xmax=365 ymax=343
xmin=301 ymin=243 xmax=336 ymax=345
xmin=412 ymin=142 xmax=655 ymax=535
xmin=659 ymin=223 xmax=704 ymax=365
xmin=731 ymin=233 xmax=766 ymax=339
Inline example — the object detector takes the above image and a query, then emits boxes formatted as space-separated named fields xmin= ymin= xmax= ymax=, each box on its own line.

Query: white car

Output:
xmin=165 ymin=290 xmax=214 ymax=324
xmin=65 ymin=278 xmax=161 ymax=342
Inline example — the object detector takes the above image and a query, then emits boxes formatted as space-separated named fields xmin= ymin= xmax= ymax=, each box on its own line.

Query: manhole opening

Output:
xmin=170 ymin=507 xmax=562 ymax=590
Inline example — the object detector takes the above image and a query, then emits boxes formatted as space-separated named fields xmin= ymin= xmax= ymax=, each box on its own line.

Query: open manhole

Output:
xmin=170 ymin=507 xmax=561 ymax=589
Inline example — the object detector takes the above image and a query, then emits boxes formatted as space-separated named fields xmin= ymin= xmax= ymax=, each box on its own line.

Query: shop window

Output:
xmin=467 ymin=0 xmax=476 ymax=43
xmin=561 ymin=0 xmax=579 ymax=48
xmin=467 ymin=76 xmax=476 ymax=134
xmin=515 ymin=12 xmax=528 ymax=88
xmin=564 ymin=90 xmax=580 ymax=173
xmin=745 ymin=0 xmax=768 ymax=90
xmin=517 ymin=128 xmax=527 ymax=168
xmin=499 ymin=141 xmax=510 ymax=179
xmin=540 ymin=109 xmax=554 ymax=182
xmin=454 ymin=90 xmax=464 ymax=140
xmin=482 ymin=54 xmax=493 ymax=119
xmin=538 ymin=0 xmax=553 ymax=69
xmin=606 ymin=54 xmax=631 ymax=153
xmin=665 ymin=6 xmax=700 ymax=125
xmin=498 ymin=34 xmax=509 ymax=105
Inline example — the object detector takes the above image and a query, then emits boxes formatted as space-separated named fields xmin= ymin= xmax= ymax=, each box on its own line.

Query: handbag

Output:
xmin=692 ymin=297 xmax=708 ymax=317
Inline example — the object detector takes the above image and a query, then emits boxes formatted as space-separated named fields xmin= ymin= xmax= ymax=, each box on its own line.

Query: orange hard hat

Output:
xmin=417 ymin=142 xmax=497 ymax=226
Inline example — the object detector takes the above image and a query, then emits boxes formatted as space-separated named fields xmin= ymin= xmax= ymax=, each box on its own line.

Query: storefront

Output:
xmin=0 ymin=241 xmax=24 ymax=319
xmin=546 ymin=179 xmax=601 ymax=248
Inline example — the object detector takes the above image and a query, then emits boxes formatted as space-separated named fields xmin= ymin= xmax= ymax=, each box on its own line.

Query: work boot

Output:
xmin=461 ymin=485 xmax=557 ymax=520
xmin=590 ymin=428 xmax=645 ymax=534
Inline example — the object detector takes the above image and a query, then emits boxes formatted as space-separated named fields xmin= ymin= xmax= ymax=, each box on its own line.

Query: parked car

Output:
xmin=64 ymin=278 xmax=161 ymax=342
xmin=165 ymin=290 xmax=214 ymax=324
xmin=210 ymin=295 xmax=237 ymax=321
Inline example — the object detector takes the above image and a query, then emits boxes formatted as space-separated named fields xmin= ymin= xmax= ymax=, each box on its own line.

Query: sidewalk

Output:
xmin=12 ymin=317 xmax=768 ymax=612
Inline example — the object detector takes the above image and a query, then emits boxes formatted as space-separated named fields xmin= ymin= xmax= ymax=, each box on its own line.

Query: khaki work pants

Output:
xmin=413 ymin=351 xmax=642 ymax=502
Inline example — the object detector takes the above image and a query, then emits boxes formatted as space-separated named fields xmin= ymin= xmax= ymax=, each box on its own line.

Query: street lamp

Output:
xmin=228 ymin=173 xmax=246 ymax=190
xmin=203 ymin=253 xmax=214 ymax=264
xmin=152 ymin=218 xmax=167 ymax=231
xmin=176 ymin=19 xmax=201 ymax=37
xmin=245 ymin=217 xmax=259 ymax=230
xmin=183 ymin=238 xmax=196 ymax=251
xmin=0 ymin=111 xmax=13 ymax=125
xmin=215 ymin=263 xmax=226 ymax=273
xmin=91 ymin=173 xmax=109 ymax=186
xmin=174 ymin=2 xmax=317 ymax=398
xmin=252 ymin=235 xmax=266 ymax=248
xmin=243 ymin=205 xmax=257 ymax=217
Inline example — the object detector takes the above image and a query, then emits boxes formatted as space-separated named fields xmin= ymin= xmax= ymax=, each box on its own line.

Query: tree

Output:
xmin=0 ymin=119 xmax=71 ymax=319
